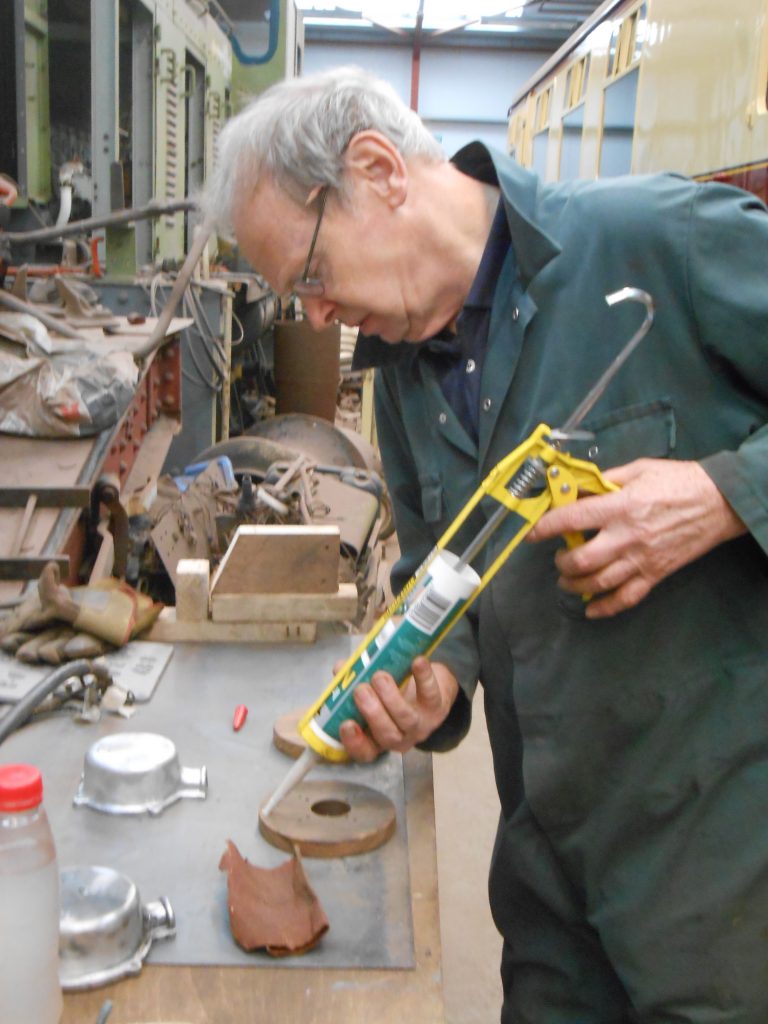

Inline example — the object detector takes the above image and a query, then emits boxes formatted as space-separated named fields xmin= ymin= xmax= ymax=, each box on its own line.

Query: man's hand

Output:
xmin=0 ymin=177 xmax=18 ymax=207
xmin=528 ymin=458 xmax=747 ymax=619
xmin=339 ymin=657 xmax=459 ymax=762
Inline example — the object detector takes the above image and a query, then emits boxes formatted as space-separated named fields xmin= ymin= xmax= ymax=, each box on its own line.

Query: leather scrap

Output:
xmin=218 ymin=839 xmax=329 ymax=957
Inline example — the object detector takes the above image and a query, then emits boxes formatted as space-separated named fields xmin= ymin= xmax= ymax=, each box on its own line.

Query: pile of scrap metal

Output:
xmin=139 ymin=414 xmax=392 ymax=627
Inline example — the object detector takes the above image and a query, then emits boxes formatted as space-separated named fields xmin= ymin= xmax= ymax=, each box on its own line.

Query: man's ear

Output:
xmin=344 ymin=130 xmax=408 ymax=208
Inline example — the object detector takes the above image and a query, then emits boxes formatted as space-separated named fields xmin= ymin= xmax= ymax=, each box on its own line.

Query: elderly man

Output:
xmin=205 ymin=67 xmax=768 ymax=1023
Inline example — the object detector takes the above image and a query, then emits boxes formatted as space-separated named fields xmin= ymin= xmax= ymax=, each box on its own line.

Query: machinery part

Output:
xmin=60 ymin=865 xmax=175 ymax=991
xmin=132 ymin=218 xmax=214 ymax=361
xmin=0 ymin=659 xmax=112 ymax=746
xmin=92 ymin=477 xmax=129 ymax=579
xmin=246 ymin=413 xmax=368 ymax=470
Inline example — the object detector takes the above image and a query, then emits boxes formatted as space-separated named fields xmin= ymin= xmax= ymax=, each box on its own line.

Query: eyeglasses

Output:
xmin=293 ymin=186 xmax=329 ymax=298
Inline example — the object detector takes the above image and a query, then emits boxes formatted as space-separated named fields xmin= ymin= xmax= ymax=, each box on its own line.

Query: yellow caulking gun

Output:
xmin=261 ymin=287 xmax=655 ymax=817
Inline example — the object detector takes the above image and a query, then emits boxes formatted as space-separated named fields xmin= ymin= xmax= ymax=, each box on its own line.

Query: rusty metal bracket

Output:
xmin=92 ymin=477 xmax=129 ymax=579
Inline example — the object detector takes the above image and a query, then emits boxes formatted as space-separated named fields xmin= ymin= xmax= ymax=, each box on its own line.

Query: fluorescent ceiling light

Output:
xmin=294 ymin=2 xmax=528 ymax=31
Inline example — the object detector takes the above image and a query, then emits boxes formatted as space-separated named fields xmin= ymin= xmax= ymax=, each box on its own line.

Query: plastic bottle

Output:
xmin=0 ymin=763 xmax=63 ymax=1024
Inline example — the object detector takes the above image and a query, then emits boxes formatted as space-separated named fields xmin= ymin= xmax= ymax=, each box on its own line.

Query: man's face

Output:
xmin=233 ymin=175 xmax=463 ymax=344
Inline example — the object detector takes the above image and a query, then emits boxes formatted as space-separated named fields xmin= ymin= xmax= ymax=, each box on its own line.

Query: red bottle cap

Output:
xmin=0 ymin=764 xmax=43 ymax=811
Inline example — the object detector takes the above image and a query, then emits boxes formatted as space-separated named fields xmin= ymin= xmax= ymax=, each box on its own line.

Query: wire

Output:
xmin=230 ymin=309 xmax=245 ymax=347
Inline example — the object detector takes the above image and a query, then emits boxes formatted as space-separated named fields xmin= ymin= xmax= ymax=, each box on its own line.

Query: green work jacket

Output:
xmin=372 ymin=143 xmax=768 ymax=1011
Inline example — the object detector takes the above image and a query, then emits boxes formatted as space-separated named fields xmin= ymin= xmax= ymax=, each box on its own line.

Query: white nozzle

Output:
xmin=261 ymin=747 xmax=318 ymax=817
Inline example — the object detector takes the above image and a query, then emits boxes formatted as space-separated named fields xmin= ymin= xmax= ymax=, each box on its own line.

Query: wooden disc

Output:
xmin=259 ymin=780 xmax=396 ymax=858
xmin=272 ymin=708 xmax=307 ymax=759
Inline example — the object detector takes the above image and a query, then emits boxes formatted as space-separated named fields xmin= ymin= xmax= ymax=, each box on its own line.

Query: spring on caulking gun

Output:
xmin=452 ymin=285 xmax=655 ymax=575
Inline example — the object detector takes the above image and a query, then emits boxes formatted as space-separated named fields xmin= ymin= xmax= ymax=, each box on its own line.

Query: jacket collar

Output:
xmin=352 ymin=141 xmax=560 ymax=369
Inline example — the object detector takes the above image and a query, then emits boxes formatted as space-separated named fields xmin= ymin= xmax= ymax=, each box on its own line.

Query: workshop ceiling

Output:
xmin=295 ymin=1 xmax=607 ymax=50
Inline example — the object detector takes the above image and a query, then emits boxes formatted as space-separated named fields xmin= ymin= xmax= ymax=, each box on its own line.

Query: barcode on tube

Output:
xmin=407 ymin=587 xmax=452 ymax=633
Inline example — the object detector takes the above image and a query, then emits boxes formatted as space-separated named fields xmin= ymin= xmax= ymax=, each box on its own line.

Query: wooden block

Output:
xmin=210 ymin=525 xmax=340 ymax=596
xmin=210 ymin=583 xmax=358 ymax=623
xmin=145 ymin=607 xmax=317 ymax=644
xmin=175 ymin=559 xmax=210 ymax=622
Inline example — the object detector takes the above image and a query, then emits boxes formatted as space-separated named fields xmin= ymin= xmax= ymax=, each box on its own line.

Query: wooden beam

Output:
xmin=145 ymin=607 xmax=317 ymax=644
xmin=211 ymin=583 xmax=358 ymax=624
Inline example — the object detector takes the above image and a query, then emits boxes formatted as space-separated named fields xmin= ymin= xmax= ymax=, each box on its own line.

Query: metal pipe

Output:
xmin=2 ymin=198 xmax=197 ymax=245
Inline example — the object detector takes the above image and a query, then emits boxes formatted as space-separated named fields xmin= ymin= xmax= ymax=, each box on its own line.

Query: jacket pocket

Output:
xmin=418 ymin=473 xmax=443 ymax=524
xmin=575 ymin=398 xmax=677 ymax=470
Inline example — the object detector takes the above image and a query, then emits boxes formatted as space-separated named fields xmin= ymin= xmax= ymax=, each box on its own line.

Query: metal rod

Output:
xmin=2 ymin=198 xmax=198 ymax=244
xmin=561 ymin=287 xmax=655 ymax=432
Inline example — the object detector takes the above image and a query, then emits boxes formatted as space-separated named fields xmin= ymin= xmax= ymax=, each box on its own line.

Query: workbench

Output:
xmin=0 ymin=634 xmax=445 ymax=1024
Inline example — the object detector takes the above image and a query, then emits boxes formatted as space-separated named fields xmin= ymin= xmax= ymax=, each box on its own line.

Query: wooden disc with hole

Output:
xmin=259 ymin=780 xmax=396 ymax=858
xmin=272 ymin=708 xmax=307 ymax=759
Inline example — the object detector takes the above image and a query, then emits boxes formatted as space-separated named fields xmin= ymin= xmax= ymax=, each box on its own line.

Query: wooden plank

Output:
xmin=175 ymin=558 xmax=210 ymax=622
xmin=210 ymin=524 xmax=340 ymax=596
xmin=0 ymin=556 xmax=69 ymax=581
xmin=0 ymin=486 xmax=91 ymax=507
xmin=145 ymin=606 xmax=317 ymax=644
xmin=210 ymin=582 xmax=358 ymax=623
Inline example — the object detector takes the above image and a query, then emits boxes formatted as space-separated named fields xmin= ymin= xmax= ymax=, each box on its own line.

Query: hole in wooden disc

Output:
xmin=311 ymin=799 xmax=350 ymax=817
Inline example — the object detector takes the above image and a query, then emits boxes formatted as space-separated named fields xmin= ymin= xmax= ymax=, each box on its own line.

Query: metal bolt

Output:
xmin=560 ymin=483 xmax=571 ymax=494
xmin=550 ymin=467 xmax=560 ymax=477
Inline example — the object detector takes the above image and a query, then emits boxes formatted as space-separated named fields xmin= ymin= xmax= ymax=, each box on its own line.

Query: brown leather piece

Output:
xmin=218 ymin=839 xmax=329 ymax=957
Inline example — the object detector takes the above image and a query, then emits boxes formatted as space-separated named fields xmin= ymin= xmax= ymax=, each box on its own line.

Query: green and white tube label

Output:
xmin=307 ymin=552 xmax=480 ymax=752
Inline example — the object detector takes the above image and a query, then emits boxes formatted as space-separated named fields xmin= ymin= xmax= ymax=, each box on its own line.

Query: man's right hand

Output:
xmin=338 ymin=656 xmax=459 ymax=762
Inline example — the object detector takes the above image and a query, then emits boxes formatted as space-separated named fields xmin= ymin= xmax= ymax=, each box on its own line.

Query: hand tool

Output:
xmin=262 ymin=287 xmax=655 ymax=817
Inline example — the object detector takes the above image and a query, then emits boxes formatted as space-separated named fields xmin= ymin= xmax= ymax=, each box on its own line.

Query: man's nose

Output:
xmin=302 ymin=296 xmax=337 ymax=330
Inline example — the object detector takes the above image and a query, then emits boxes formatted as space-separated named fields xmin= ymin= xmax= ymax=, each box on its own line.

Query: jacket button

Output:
xmin=482 ymin=398 xmax=492 ymax=412
xmin=466 ymin=358 xmax=476 ymax=374
xmin=512 ymin=306 xmax=520 ymax=321
xmin=438 ymin=412 xmax=448 ymax=424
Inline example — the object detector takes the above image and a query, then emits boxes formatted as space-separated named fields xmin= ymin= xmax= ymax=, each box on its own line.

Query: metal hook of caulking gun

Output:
xmin=559 ymin=287 xmax=655 ymax=434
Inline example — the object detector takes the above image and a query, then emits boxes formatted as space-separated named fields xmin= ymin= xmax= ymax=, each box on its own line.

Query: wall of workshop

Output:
xmin=303 ymin=42 xmax=549 ymax=157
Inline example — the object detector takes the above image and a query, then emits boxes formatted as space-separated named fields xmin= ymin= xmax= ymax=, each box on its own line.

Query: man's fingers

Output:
xmin=410 ymin=656 xmax=443 ymax=709
xmin=339 ymin=718 xmax=381 ymax=762
xmin=528 ymin=492 xmax=623 ymax=542
xmin=584 ymin=574 xmax=653 ymax=619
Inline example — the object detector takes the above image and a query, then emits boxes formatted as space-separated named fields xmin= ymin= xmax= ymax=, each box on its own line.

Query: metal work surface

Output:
xmin=1 ymin=635 xmax=415 ymax=971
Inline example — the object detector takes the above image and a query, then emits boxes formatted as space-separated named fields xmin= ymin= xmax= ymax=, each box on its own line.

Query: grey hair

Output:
xmin=202 ymin=66 xmax=444 ymax=237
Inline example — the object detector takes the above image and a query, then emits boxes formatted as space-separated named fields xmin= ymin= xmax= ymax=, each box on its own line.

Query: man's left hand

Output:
xmin=527 ymin=458 xmax=747 ymax=618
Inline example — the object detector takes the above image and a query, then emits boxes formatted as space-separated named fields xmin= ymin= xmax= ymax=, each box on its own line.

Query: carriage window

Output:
xmin=560 ymin=103 xmax=585 ymax=180
xmin=559 ymin=55 xmax=590 ymax=180
xmin=532 ymin=85 xmax=552 ymax=177
xmin=600 ymin=66 xmax=639 ymax=176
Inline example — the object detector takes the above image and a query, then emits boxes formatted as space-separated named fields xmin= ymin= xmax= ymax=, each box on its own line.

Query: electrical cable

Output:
xmin=0 ymin=659 xmax=112 ymax=746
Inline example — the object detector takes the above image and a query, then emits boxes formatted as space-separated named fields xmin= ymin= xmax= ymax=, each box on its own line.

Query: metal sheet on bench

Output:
xmin=0 ymin=634 xmax=415 ymax=970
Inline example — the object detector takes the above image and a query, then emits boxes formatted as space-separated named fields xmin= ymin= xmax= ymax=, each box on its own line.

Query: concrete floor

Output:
xmin=433 ymin=703 xmax=503 ymax=1024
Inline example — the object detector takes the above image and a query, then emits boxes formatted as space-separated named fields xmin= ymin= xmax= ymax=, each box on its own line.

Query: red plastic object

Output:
xmin=233 ymin=705 xmax=248 ymax=732
xmin=0 ymin=764 xmax=43 ymax=811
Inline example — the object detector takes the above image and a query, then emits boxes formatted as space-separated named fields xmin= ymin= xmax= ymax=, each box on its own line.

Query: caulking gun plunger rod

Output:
xmin=261 ymin=287 xmax=655 ymax=819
